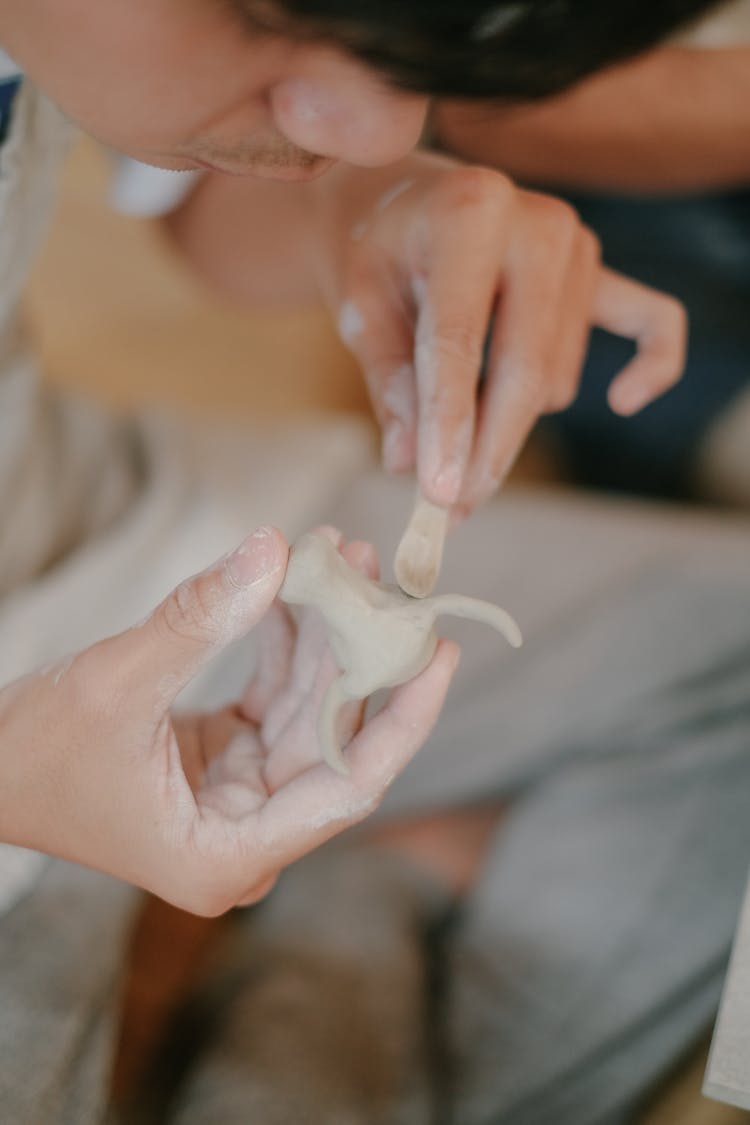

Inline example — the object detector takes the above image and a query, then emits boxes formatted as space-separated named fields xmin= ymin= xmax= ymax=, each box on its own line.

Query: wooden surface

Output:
xmin=26 ymin=140 xmax=369 ymax=420
xmin=25 ymin=138 xmax=747 ymax=1123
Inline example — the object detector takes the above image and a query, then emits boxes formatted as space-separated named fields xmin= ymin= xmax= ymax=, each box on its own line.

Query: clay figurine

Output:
xmin=279 ymin=532 xmax=522 ymax=774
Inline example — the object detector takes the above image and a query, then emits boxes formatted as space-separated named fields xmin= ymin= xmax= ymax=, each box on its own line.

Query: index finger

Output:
xmin=415 ymin=170 xmax=512 ymax=507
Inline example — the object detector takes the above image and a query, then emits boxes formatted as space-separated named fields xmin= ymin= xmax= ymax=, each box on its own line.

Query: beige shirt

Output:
xmin=672 ymin=0 xmax=750 ymax=44
xmin=0 ymin=82 xmax=371 ymax=916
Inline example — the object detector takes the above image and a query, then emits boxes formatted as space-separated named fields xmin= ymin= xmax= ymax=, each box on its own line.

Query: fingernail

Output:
xmin=226 ymin=527 xmax=283 ymax=588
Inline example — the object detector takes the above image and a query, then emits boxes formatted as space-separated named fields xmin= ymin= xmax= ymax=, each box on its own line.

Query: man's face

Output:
xmin=0 ymin=0 xmax=428 ymax=179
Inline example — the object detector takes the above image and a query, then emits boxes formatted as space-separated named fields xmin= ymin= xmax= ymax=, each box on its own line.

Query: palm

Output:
xmin=174 ymin=707 xmax=270 ymax=824
xmin=160 ymin=586 xmax=360 ymax=862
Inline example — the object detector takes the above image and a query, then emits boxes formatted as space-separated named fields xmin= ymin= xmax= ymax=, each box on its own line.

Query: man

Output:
xmin=0 ymin=1 xmax=745 ymax=1122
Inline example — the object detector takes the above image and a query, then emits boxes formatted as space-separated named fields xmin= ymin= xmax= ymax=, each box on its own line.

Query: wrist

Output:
xmin=0 ymin=673 xmax=56 ymax=851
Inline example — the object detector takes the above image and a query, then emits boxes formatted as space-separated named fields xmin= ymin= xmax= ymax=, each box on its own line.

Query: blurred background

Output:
xmin=25 ymin=138 xmax=369 ymax=421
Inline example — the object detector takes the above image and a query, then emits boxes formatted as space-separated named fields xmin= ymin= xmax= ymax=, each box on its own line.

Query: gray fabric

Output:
xmin=448 ymin=695 xmax=750 ymax=1124
xmin=705 ymin=874 xmax=750 ymax=1111
xmin=166 ymin=476 xmax=750 ymax=1125
xmin=168 ymin=847 xmax=449 ymax=1125
xmin=0 ymin=861 xmax=137 ymax=1125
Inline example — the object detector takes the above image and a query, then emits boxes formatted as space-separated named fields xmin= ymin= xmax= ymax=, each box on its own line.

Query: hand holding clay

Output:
xmin=280 ymin=530 xmax=522 ymax=774
xmin=0 ymin=528 xmax=457 ymax=915
xmin=321 ymin=151 xmax=687 ymax=518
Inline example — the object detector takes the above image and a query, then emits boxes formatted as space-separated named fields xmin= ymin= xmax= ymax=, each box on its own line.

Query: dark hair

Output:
xmin=230 ymin=0 xmax=721 ymax=99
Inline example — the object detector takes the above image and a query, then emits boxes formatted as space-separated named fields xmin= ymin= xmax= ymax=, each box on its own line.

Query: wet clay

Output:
xmin=279 ymin=532 xmax=522 ymax=774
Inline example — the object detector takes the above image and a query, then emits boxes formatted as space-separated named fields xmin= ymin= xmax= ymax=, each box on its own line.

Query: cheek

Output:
xmin=60 ymin=70 xmax=273 ymax=165
xmin=12 ymin=0 xmax=271 ymax=156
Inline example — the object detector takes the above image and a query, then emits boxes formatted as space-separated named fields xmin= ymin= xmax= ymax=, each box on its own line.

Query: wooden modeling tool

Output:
xmin=394 ymin=491 xmax=450 ymax=599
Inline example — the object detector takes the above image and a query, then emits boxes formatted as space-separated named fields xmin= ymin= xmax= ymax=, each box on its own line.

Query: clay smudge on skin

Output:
xmin=52 ymin=654 xmax=75 ymax=687
xmin=381 ymin=367 xmax=418 ymax=471
xmin=382 ymin=365 xmax=417 ymax=428
xmin=411 ymin=275 xmax=427 ymax=307
xmin=376 ymin=178 xmax=416 ymax=214
xmin=426 ymin=416 xmax=474 ymax=502
xmin=414 ymin=293 xmax=436 ymax=387
xmin=350 ymin=179 xmax=416 ymax=243
xmin=414 ymin=296 xmax=477 ymax=499
xmin=338 ymin=301 xmax=365 ymax=347
xmin=350 ymin=218 xmax=369 ymax=241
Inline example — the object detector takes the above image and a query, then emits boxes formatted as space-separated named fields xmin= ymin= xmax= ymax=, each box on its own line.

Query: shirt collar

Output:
xmin=0 ymin=49 xmax=22 ymax=82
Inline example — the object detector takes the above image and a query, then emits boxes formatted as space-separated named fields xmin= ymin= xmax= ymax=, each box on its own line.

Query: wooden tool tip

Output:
xmin=394 ymin=495 xmax=449 ymax=598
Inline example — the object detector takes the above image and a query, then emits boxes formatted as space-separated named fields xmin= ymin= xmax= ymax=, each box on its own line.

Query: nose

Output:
xmin=270 ymin=50 xmax=428 ymax=166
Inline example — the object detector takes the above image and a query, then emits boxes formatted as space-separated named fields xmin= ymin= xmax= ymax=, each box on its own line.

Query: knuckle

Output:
xmin=428 ymin=322 xmax=485 ymax=372
xmin=528 ymin=191 xmax=579 ymax=232
xmin=524 ymin=194 xmax=581 ymax=259
xmin=581 ymin=225 xmax=602 ymax=265
xmin=437 ymin=165 xmax=513 ymax=217
xmin=549 ymin=381 xmax=579 ymax=412
xmin=658 ymin=294 xmax=688 ymax=339
xmin=159 ymin=578 xmax=218 ymax=648
xmin=544 ymin=195 xmax=580 ymax=233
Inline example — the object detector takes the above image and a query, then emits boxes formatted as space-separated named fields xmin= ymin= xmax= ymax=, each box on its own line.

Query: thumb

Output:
xmin=118 ymin=526 xmax=289 ymax=704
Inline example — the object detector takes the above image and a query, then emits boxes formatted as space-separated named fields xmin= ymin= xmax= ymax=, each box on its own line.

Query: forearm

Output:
xmin=434 ymin=47 xmax=750 ymax=194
